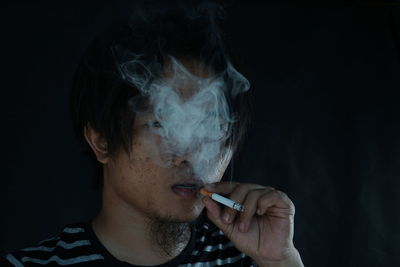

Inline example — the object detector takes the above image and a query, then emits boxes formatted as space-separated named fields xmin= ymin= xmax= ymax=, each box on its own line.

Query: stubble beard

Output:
xmin=147 ymin=214 xmax=200 ymax=258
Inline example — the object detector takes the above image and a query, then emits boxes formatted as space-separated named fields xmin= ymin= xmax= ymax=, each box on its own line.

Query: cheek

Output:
xmin=129 ymin=134 xmax=155 ymax=164
xmin=134 ymin=131 xmax=165 ymax=158
xmin=127 ymin=140 xmax=167 ymax=186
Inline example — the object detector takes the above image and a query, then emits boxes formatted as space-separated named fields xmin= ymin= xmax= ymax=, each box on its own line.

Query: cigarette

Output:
xmin=200 ymin=188 xmax=245 ymax=212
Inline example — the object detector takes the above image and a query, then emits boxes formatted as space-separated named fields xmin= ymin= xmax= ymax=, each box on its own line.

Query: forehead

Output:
xmin=133 ymin=58 xmax=220 ymax=123
xmin=163 ymin=58 xmax=216 ymax=100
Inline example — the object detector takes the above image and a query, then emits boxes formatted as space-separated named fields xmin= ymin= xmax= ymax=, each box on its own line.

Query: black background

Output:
xmin=1 ymin=1 xmax=400 ymax=266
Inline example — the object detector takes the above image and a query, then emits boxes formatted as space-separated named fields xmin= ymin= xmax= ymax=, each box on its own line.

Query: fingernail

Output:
xmin=239 ymin=222 xmax=246 ymax=232
xmin=223 ymin=213 xmax=230 ymax=224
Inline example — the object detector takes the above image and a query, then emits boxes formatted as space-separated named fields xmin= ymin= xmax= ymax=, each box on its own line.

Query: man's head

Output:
xmin=70 ymin=4 xmax=251 ymax=223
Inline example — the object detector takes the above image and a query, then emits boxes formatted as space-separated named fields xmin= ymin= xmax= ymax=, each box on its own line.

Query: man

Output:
xmin=3 ymin=3 xmax=304 ymax=267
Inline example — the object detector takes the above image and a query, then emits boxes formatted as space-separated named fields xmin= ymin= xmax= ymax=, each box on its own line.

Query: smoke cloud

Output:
xmin=115 ymin=54 xmax=249 ymax=183
xmin=108 ymin=1 xmax=250 ymax=183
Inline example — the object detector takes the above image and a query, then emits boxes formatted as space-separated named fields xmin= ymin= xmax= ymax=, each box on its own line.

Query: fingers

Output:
xmin=202 ymin=196 xmax=230 ymax=234
xmin=237 ymin=186 xmax=282 ymax=232
xmin=203 ymin=181 xmax=244 ymax=225
xmin=256 ymin=190 xmax=295 ymax=217
xmin=238 ymin=188 xmax=268 ymax=232
xmin=204 ymin=182 xmax=266 ymax=223
xmin=222 ymin=184 xmax=267 ymax=226
xmin=204 ymin=182 xmax=295 ymax=233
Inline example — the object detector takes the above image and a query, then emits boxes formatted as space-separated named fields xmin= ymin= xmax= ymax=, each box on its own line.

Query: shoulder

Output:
xmin=3 ymin=223 xmax=105 ymax=266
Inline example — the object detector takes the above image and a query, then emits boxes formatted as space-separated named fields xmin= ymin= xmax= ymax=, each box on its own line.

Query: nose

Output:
xmin=172 ymin=156 xmax=190 ymax=167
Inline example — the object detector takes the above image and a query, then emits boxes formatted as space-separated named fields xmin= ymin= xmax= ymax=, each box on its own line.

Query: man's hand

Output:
xmin=202 ymin=182 xmax=303 ymax=266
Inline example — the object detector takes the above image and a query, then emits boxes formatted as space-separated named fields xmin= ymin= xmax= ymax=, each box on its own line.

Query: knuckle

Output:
xmin=248 ymin=188 xmax=264 ymax=198
xmin=276 ymin=190 xmax=288 ymax=199
xmin=224 ymin=207 xmax=236 ymax=221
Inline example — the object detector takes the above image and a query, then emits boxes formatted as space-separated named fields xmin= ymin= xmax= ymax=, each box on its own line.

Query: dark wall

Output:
xmin=1 ymin=2 xmax=399 ymax=266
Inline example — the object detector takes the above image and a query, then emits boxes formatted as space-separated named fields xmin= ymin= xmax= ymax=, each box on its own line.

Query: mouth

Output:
xmin=171 ymin=181 xmax=203 ymax=200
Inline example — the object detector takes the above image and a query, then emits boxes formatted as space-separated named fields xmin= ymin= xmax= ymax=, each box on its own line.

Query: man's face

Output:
xmin=104 ymin=60 xmax=232 ymax=223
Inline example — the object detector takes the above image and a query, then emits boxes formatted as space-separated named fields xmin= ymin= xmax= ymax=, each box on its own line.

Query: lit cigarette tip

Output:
xmin=200 ymin=188 xmax=212 ymax=197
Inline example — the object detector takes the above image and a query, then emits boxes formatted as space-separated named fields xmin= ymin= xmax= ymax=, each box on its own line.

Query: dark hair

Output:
xmin=70 ymin=4 xmax=252 ymax=188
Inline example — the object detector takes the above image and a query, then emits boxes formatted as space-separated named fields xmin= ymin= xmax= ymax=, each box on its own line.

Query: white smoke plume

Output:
xmin=118 ymin=54 xmax=250 ymax=184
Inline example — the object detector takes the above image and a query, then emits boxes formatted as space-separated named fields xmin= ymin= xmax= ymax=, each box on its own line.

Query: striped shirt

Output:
xmin=2 ymin=216 xmax=257 ymax=266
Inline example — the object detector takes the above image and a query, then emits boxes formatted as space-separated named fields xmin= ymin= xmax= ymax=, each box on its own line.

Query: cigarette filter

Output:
xmin=200 ymin=188 xmax=245 ymax=212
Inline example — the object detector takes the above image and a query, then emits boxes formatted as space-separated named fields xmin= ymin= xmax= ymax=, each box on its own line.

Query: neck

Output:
xmin=92 ymin=183 xmax=191 ymax=265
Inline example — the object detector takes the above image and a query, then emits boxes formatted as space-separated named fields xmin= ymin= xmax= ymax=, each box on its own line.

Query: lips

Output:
xmin=171 ymin=181 xmax=203 ymax=200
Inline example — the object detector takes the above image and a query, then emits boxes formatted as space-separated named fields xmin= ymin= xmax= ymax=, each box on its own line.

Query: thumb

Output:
xmin=202 ymin=196 xmax=231 ymax=234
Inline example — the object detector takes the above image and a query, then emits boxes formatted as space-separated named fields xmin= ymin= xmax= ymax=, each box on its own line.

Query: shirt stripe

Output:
xmin=6 ymin=254 xmax=24 ymax=267
xmin=181 ymin=253 xmax=247 ymax=267
xmin=196 ymin=230 xmax=225 ymax=243
xmin=21 ymin=254 xmax=104 ymax=265
xmin=192 ymin=241 xmax=234 ymax=256
xmin=63 ymin=227 xmax=85 ymax=234
xmin=22 ymin=240 xmax=91 ymax=252
xmin=38 ymin=236 xmax=60 ymax=245
xmin=5 ymin=220 xmax=256 ymax=266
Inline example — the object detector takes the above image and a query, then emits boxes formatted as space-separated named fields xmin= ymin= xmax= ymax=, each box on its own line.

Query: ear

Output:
xmin=83 ymin=124 xmax=109 ymax=164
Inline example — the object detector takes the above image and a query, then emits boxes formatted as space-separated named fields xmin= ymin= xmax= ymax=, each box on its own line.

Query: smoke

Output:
xmin=116 ymin=55 xmax=249 ymax=183
xmin=110 ymin=2 xmax=250 ymax=183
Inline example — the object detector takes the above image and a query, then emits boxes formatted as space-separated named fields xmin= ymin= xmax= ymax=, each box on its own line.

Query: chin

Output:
xmin=163 ymin=203 xmax=204 ymax=223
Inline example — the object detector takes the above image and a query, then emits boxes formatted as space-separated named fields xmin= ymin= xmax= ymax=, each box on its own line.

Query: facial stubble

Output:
xmin=148 ymin=214 xmax=199 ymax=258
